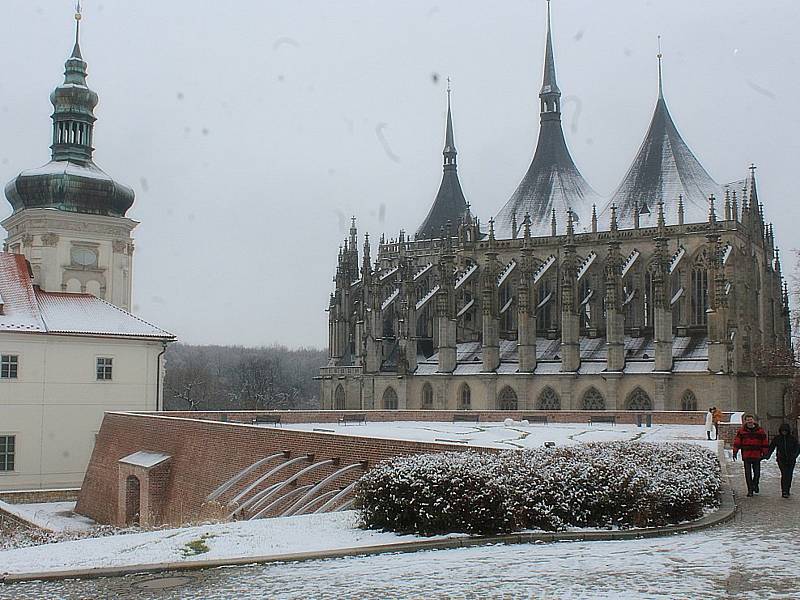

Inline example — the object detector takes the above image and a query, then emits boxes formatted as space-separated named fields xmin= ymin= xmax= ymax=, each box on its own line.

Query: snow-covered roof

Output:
xmin=494 ymin=119 xmax=600 ymax=239
xmin=0 ymin=253 xmax=173 ymax=340
xmin=599 ymin=95 xmax=722 ymax=229
xmin=119 ymin=451 xmax=171 ymax=469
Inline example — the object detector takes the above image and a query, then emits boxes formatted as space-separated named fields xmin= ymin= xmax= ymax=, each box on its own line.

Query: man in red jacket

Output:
xmin=733 ymin=414 xmax=770 ymax=497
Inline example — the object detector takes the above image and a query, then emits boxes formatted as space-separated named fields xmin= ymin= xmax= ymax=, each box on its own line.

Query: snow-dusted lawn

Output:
xmin=274 ymin=421 xmax=717 ymax=451
xmin=0 ymin=501 xmax=95 ymax=533
xmin=0 ymin=511 xmax=452 ymax=576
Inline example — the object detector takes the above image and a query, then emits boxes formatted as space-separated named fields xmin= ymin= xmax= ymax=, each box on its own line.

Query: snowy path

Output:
xmin=4 ymin=459 xmax=796 ymax=599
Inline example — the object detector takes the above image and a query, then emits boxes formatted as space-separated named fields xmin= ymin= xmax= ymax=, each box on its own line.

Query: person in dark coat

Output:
xmin=766 ymin=423 xmax=800 ymax=498
xmin=733 ymin=414 xmax=769 ymax=497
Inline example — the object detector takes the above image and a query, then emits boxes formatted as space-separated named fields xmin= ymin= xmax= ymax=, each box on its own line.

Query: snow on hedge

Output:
xmin=355 ymin=442 xmax=721 ymax=535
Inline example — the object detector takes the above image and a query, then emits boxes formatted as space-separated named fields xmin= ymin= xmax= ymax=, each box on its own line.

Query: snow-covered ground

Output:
xmin=0 ymin=501 xmax=95 ymax=533
xmin=4 ymin=462 xmax=795 ymax=600
xmin=274 ymin=421 xmax=717 ymax=451
xmin=0 ymin=511 xmax=454 ymax=576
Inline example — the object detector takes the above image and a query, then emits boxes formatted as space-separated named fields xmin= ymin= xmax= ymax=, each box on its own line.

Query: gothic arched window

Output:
xmin=582 ymin=387 xmax=605 ymax=410
xmin=680 ymin=390 xmax=697 ymax=411
xmin=626 ymin=387 xmax=653 ymax=411
xmin=537 ymin=387 xmax=561 ymax=411
xmin=382 ymin=387 xmax=398 ymax=410
xmin=498 ymin=386 xmax=518 ymax=411
xmin=421 ymin=383 xmax=434 ymax=409
xmin=459 ymin=384 xmax=471 ymax=410
xmin=334 ymin=385 xmax=346 ymax=410
xmin=691 ymin=267 xmax=708 ymax=325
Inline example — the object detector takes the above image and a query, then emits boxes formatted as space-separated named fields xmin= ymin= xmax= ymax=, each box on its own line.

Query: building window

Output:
xmin=459 ymin=384 xmax=471 ymax=410
xmin=625 ymin=387 xmax=653 ymax=411
xmin=334 ymin=385 xmax=346 ymax=410
xmin=421 ymin=384 xmax=434 ymax=409
xmin=96 ymin=357 xmax=113 ymax=380
xmin=691 ymin=268 xmax=708 ymax=325
xmin=681 ymin=390 xmax=698 ymax=411
xmin=0 ymin=436 xmax=14 ymax=471
xmin=1 ymin=355 xmax=18 ymax=379
xmin=537 ymin=387 xmax=561 ymax=410
xmin=582 ymin=387 xmax=605 ymax=410
xmin=498 ymin=386 xmax=518 ymax=411
xmin=382 ymin=387 xmax=398 ymax=410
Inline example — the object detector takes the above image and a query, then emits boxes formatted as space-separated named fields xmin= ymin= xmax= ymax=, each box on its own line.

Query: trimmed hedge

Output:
xmin=355 ymin=442 xmax=720 ymax=535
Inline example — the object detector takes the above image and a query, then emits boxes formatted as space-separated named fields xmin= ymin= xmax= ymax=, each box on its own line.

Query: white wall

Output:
xmin=0 ymin=332 xmax=164 ymax=490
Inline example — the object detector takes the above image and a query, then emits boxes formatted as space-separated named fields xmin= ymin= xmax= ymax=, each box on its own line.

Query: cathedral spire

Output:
xmin=540 ymin=0 xmax=560 ymax=118
xmin=443 ymin=77 xmax=456 ymax=168
xmin=415 ymin=83 xmax=468 ymax=239
xmin=494 ymin=0 xmax=599 ymax=238
xmin=657 ymin=36 xmax=664 ymax=100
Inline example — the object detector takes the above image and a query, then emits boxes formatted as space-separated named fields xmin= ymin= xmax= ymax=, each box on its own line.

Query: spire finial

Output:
xmin=442 ymin=80 xmax=457 ymax=168
xmin=72 ymin=1 xmax=83 ymax=59
xmin=657 ymin=35 xmax=664 ymax=100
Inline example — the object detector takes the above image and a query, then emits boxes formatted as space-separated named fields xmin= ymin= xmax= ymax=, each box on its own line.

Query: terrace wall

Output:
xmin=76 ymin=410 xmax=714 ymax=526
xmin=76 ymin=412 xmax=488 ymax=526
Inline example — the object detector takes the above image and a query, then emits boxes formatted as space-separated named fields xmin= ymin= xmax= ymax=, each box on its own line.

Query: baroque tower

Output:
xmin=3 ymin=7 xmax=136 ymax=310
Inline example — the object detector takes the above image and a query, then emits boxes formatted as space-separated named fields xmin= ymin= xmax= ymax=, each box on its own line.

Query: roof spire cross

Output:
xmin=657 ymin=35 xmax=664 ymax=100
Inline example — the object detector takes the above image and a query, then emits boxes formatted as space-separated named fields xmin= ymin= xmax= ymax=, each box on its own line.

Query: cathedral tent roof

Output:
xmin=600 ymin=58 xmax=722 ymax=228
xmin=494 ymin=1 xmax=599 ymax=239
xmin=416 ymin=88 xmax=468 ymax=239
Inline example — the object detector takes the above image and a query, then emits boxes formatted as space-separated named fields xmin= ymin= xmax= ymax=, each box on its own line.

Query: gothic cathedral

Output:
xmin=321 ymin=3 xmax=792 ymax=429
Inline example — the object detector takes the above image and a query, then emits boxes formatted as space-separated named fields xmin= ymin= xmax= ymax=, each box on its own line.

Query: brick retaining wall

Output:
xmin=76 ymin=409 xmax=715 ymax=527
xmin=76 ymin=412 xmax=492 ymax=526
xmin=0 ymin=489 xmax=80 ymax=504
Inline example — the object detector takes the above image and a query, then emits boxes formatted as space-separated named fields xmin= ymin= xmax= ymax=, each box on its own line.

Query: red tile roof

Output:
xmin=0 ymin=253 xmax=173 ymax=340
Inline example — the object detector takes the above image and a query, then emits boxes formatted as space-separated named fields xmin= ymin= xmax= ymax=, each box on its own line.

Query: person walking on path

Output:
xmin=712 ymin=407 xmax=723 ymax=440
xmin=733 ymin=414 xmax=769 ymax=497
xmin=766 ymin=423 xmax=800 ymax=498
xmin=705 ymin=408 xmax=715 ymax=441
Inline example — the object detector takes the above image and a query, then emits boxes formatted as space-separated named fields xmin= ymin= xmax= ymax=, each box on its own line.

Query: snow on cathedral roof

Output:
xmin=599 ymin=64 xmax=723 ymax=229
xmin=0 ymin=253 xmax=173 ymax=339
xmin=493 ymin=0 xmax=600 ymax=239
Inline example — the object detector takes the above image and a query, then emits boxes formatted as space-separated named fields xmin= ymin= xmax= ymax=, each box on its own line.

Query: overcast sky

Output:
xmin=1 ymin=1 xmax=798 ymax=349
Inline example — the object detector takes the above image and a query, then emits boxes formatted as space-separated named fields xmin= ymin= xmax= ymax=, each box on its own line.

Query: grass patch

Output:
xmin=180 ymin=533 xmax=214 ymax=557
